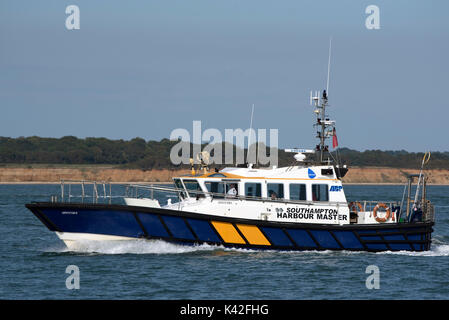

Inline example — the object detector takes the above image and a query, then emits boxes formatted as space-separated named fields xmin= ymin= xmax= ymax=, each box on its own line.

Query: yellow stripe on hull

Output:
xmin=211 ymin=221 xmax=246 ymax=244
xmin=236 ymin=224 xmax=271 ymax=246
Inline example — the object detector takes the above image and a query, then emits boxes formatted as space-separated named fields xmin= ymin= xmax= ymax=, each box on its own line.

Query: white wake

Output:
xmin=380 ymin=244 xmax=449 ymax=257
xmin=45 ymin=239 xmax=449 ymax=257
xmin=50 ymin=239 xmax=221 ymax=255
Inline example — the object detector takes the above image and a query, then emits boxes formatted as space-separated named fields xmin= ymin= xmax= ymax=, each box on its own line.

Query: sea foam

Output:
xmin=49 ymin=239 xmax=221 ymax=255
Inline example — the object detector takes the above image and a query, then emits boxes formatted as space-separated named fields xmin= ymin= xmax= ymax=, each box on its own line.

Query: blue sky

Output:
xmin=1 ymin=0 xmax=448 ymax=152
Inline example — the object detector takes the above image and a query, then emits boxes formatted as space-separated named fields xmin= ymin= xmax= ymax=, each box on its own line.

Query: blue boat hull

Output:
xmin=26 ymin=202 xmax=433 ymax=252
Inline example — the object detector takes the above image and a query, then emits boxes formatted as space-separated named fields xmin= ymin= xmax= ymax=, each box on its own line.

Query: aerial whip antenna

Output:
xmin=326 ymin=37 xmax=332 ymax=94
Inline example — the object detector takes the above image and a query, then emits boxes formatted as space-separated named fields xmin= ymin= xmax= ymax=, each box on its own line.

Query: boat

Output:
xmin=25 ymin=89 xmax=435 ymax=252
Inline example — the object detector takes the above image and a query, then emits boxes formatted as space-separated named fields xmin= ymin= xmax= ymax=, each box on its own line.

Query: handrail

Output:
xmin=51 ymin=180 xmax=434 ymax=224
xmin=59 ymin=179 xmax=113 ymax=204
xmin=55 ymin=180 xmax=423 ymax=219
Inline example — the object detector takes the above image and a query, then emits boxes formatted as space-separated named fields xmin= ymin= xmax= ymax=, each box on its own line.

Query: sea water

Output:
xmin=0 ymin=184 xmax=448 ymax=299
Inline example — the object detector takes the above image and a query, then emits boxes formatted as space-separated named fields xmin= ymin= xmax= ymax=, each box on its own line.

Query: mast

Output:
xmin=311 ymin=38 xmax=335 ymax=164
xmin=320 ymin=92 xmax=328 ymax=163
xmin=310 ymin=90 xmax=334 ymax=163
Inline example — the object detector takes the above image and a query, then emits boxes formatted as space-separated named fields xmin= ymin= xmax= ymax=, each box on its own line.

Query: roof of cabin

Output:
xmin=175 ymin=165 xmax=339 ymax=181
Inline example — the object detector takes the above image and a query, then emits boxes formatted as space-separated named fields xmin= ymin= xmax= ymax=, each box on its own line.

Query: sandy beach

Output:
xmin=0 ymin=166 xmax=448 ymax=185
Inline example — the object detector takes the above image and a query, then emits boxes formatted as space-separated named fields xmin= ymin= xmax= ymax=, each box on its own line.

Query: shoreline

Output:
xmin=1 ymin=166 xmax=448 ymax=185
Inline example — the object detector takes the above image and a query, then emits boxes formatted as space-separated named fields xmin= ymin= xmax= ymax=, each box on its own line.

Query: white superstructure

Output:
xmin=124 ymin=164 xmax=397 ymax=225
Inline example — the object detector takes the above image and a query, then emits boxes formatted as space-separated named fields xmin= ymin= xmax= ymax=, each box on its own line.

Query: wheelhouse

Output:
xmin=171 ymin=167 xmax=347 ymax=204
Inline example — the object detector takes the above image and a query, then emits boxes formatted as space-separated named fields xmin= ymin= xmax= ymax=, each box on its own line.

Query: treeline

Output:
xmin=0 ymin=136 xmax=177 ymax=169
xmin=335 ymin=148 xmax=449 ymax=169
xmin=1 ymin=136 xmax=448 ymax=170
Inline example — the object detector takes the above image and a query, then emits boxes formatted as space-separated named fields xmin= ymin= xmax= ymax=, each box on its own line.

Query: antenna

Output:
xmin=309 ymin=38 xmax=333 ymax=163
xmin=326 ymin=37 xmax=332 ymax=94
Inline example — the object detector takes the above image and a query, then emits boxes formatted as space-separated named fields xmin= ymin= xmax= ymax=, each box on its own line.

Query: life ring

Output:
xmin=348 ymin=201 xmax=363 ymax=212
xmin=373 ymin=203 xmax=391 ymax=223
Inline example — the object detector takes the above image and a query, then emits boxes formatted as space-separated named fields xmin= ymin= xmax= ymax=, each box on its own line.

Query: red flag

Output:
xmin=332 ymin=128 xmax=338 ymax=149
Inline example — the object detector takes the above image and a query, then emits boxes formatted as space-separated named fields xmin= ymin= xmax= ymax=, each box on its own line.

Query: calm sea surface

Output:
xmin=0 ymin=184 xmax=448 ymax=300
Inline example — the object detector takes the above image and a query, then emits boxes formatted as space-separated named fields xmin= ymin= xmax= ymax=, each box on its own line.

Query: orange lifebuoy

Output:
xmin=348 ymin=201 xmax=363 ymax=212
xmin=373 ymin=203 xmax=391 ymax=223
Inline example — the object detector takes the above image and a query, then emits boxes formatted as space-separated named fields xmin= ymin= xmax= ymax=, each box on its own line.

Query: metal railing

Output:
xmin=125 ymin=184 xmax=175 ymax=200
xmin=57 ymin=180 xmax=113 ymax=204
xmin=52 ymin=180 xmax=435 ymax=224
xmin=353 ymin=200 xmax=400 ymax=213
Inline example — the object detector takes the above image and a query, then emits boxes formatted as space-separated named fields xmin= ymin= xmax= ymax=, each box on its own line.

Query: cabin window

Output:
xmin=205 ymin=181 xmax=224 ymax=193
xmin=290 ymin=183 xmax=307 ymax=201
xmin=183 ymin=179 xmax=202 ymax=198
xmin=205 ymin=181 xmax=225 ymax=199
xmin=225 ymin=182 xmax=239 ymax=198
xmin=245 ymin=183 xmax=261 ymax=198
xmin=267 ymin=183 xmax=284 ymax=200
xmin=174 ymin=178 xmax=187 ymax=199
xmin=312 ymin=184 xmax=329 ymax=202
